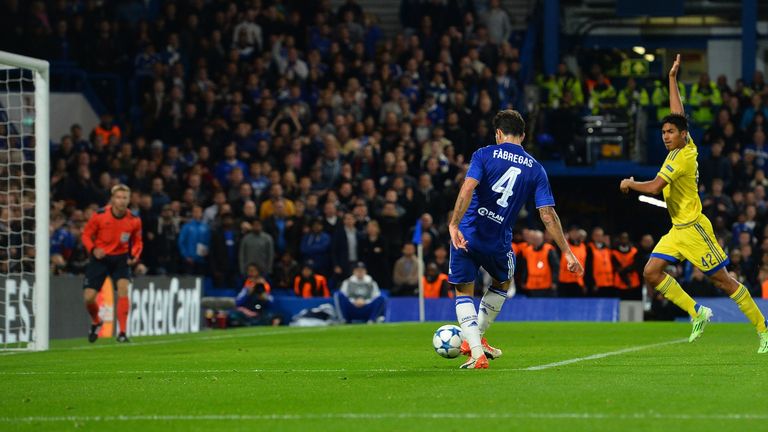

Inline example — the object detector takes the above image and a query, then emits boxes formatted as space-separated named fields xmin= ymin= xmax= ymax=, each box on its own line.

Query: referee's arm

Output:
xmin=128 ymin=219 xmax=144 ymax=265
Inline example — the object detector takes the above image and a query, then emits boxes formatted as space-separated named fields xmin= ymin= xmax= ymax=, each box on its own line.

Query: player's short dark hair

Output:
xmin=493 ymin=110 xmax=526 ymax=136
xmin=660 ymin=113 xmax=689 ymax=132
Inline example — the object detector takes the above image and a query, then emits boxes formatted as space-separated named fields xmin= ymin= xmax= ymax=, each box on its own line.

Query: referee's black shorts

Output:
xmin=83 ymin=253 xmax=132 ymax=290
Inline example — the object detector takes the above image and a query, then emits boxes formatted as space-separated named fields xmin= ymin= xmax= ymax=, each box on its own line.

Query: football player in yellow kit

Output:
xmin=620 ymin=54 xmax=768 ymax=353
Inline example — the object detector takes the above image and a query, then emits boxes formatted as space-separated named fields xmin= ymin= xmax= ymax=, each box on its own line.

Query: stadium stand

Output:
xmin=2 ymin=0 xmax=767 ymax=321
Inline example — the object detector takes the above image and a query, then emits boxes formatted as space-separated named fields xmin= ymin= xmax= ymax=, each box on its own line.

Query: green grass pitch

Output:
xmin=0 ymin=322 xmax=766 ymax=432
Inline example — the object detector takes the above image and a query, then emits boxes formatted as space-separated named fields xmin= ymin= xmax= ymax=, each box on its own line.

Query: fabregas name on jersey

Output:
xmin=492 ymin=148 xmax=534 ymax=167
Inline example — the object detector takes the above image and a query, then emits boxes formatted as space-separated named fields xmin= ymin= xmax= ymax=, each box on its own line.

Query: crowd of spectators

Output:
xmin=1 ymin=0 xmax=768 ymax=306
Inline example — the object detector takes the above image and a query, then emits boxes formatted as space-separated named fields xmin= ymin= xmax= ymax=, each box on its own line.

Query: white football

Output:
xmin=432 ymin=324 xmax=463 ymax=358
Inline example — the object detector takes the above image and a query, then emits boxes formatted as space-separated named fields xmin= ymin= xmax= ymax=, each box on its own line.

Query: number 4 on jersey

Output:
xmin=491 ymin=166 xmax=522 ymax=207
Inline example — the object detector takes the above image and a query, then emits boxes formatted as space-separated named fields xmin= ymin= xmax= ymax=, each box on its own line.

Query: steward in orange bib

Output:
xmin=586 ymin=227 xmax=615 ymax=296
xmin=511 ymin=230 xmax=528 ymax=290
xmin=558 ymin=225 xmax=587 ymax=297
xmin=611 ymin=232 xmax=641 ymax=299
xmin=520 ymin=230 xmax=558 ymax=297
xmin=423 ymin=263 xmax=452 ymax=298
xmin=92 ymin=113 xmax=121 ymax=146
xmin=293 ymin=260 xmax=330 ymax=298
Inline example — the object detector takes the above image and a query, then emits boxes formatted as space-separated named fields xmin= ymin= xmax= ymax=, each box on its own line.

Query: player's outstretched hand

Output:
xmin=566 ymin=251 xmax=584 ymax=276
xmin=669 ymin=54 xmax=681 ymax=78
xmin=449 ymin=225 xmax=468 ymax=251
xmin=620 ymin=177 xmax=634 ymax=194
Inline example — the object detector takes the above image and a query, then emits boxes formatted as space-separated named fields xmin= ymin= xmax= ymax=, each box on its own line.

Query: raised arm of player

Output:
xmin=620 ymin=176 xmax=668 ymax=195
xmin=448 ymin=177 xmax=479 ymax=251
xmin=538 ymin=206 xmax=584 ymax=275
xmin=669 ymin=53 xmax=684 ymax=115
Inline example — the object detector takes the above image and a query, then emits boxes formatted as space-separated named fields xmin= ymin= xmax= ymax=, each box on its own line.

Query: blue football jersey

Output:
xmin=460 ymin=143 xmax=555 ymax=253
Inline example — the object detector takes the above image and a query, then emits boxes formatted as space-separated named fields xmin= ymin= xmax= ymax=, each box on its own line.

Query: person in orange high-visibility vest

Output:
xmin=511 ymin=229 xmax=529 ymax=291
xmin=423 ymin=263 xmax=452 ymax=298
xmin=520 ymin=230 xmax=558 ymax=297
xmin=586 ymin=227 xmax=615 ymax=296
xmin=763 ymin=278 xmax=768 ymax=300
xmin=760 ymin=267 xmax=768 ymax=299
xmin=611 ymin=232 xmax=641 ymax=299
xmin=92 ymin=113 xmax=121 ymax=146
xmin=558 ymin=225 xmax=587 ymax=297
xmin=293 ymin=260 xmax=330 ymax=298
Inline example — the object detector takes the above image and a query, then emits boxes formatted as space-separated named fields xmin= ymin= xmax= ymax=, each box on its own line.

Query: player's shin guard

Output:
xmin=455 ymin=296 xmax=484 ymax=358
xmin=655 ymin=274 xmax=699 ymax=318
xmin=117 ymin=296 xmax=129 ymax=334
xmin=478 ymin=287 xmax=507 ymax=337
xmin=730 ymin=284 xmax=767 ymax=333
xmin=86 ymin=301 xmax=100 ymax=325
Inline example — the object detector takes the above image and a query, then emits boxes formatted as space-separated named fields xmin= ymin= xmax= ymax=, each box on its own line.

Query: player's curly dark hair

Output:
xmin=493 ymin=110 xmax=526 ymax=137
xmin=660 ymin=113 xmax=689 ymax=132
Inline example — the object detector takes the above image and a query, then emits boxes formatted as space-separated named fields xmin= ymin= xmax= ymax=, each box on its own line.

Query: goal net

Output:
xmin=0 ymin=51 xmax=49 ymax=351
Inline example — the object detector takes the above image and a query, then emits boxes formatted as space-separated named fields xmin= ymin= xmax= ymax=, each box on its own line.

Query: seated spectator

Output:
xmin=334 ymin=262 xmax=386 ymax=323
xmin=229 ymin=264 xmax=282 ymax=327
xmin=423 ymin=263 xmax=451 ymax=298
xmin=294 ymin=260 xmax=330 ymax=298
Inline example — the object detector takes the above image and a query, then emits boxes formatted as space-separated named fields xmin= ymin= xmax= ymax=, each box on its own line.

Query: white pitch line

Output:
xmin=1 ymin=412 xmax=767 ymax=423
xmin=523 ymin=338 xmax=687 ymax=371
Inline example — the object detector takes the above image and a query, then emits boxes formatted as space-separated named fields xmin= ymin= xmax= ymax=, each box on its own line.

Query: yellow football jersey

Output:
xmin=657 ymin=138 xmax=702 ymax=227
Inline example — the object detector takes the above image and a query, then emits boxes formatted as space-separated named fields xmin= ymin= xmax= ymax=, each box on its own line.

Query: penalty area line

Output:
xmin=0 ymin=339 xmax=689 ymax=375
xmin=523 ymin=338 xmax=688 ymax=371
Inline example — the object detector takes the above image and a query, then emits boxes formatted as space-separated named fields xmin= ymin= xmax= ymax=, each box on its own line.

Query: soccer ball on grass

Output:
xmin=432 ymin=324 xmax=463 ymax=358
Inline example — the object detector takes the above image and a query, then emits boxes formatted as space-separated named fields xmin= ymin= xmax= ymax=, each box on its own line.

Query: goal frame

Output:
xmin=0 ymin=51 xmax=50 ymax=351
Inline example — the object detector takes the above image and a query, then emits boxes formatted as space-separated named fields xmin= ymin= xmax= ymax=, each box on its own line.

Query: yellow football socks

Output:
xmin=655 ymin=274 xmax=699 ymax=318
xmin=730 ymin=284 xmax=767 ymax=333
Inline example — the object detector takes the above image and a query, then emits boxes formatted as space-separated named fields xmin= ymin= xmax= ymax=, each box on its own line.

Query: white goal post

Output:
xmin=0 ymin=51 xmax=49 ymax=351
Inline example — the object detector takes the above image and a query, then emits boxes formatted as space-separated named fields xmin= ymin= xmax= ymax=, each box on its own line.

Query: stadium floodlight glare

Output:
xmin=632 ymin=46 xmax=646 ymax=55
xmin=644 ymin=54 xmax=656 ymax=62
xmin=0 ymin=50 xmax=50 ymax=351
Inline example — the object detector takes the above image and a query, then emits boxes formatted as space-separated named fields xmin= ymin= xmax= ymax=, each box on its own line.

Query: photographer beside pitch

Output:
xmin=81 ymin=184 xmax=143 ymax=343
xmin=620 ymin=54 xmax=768 ymax=353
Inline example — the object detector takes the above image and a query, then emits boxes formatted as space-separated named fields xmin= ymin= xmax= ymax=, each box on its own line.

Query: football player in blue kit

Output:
xmin=448 ymin=110 xmax=584 ymax=369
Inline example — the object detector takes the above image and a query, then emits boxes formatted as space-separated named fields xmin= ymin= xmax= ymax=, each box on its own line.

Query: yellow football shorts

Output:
xmin=650 ymin=214 xmax=730 ymax=275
